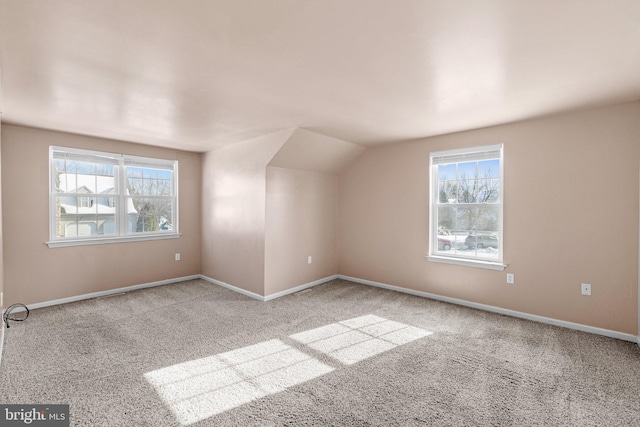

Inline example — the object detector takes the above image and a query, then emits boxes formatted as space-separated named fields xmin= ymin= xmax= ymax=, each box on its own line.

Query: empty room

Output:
xmin=1 ymin=1 xmax=639 ymax=426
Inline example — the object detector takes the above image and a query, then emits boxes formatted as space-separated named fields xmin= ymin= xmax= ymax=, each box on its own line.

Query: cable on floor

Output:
xmin=3 ymin=303 xmax=29 ymax=328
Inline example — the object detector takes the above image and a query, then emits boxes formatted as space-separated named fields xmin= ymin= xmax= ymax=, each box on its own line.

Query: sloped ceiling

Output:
xmin=269 ymin=129 xmax=365 ymax=174
xmin=1 ymin=0 xmax=639 ymax=152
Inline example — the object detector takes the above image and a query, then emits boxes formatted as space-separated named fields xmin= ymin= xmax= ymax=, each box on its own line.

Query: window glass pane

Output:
xmin=475 ymin=233 xmax=499 ymax=249
xmin=126 ymin=167 xmax=140 ymax=177
xmin=63 ymin=160 xmax=79 ymax=174
xmin=78 ymin=196 xmax=93 ymax=208
xmin=157 ymin=200 xmax=174 ymax=231
xmin=127 ymin=178 xmax=143 ymax=195
xmin=463 ymin=232 xmax=477 ymax=251
xmin=99 ymin=164 xmax=115 ymax=176
xmin=129 ymin=197 xmax=173 ymax=233
xmin=474 ymin=233 xmax=499 ymax=259
xmin=127 ymin=178 xmax=142 ymax=195
xmin=437 ymin=236 xmax=454 ymax=253
xmin=127 ymin=167 xmax=143 ymax=179
xmin=96 ymin=197 xmax=117 ymax=211
xmin=477 ymin=179 xmax=500 ymax=203
xmin=438 ymin=181 xmax=457 ymax=203
xmin=460 ymin=232 xmax=499 ymax=260
xmin=457 ymin=161 xmax=477 ymax=179
xmin=127 ymin=167 xmax=173 ymax=197
xmin=100 ymin=216 xmax=117 ymax=235
xmin=54 ymin=162 xmax=115 ymax=194
xmin=456 ymin=207 xmax=477 ymax=231
xmin=437 ymin=206 xmax=455 ymax=233
xmin=157 ymin=178 xmax=172 ymax=196
xmin=55 ymin=195 xmax=115 ymax=238
xmin=56 ymin=196 xmax=78 ymax=215
xmin=131 ymin=197 xmax=151 ymax=232
xmin=54 ymin=166 xmax=70 ymax=192
xmin=457 ymin=179 xmax=478 ymax=203
xmin=54 ymin=159 xmax=67 ymax=173
xmin=75 ymin=161 xmax=96 ymax=174
xmin=54 ymin=197 xmax=66 ymax=238
xmin=126 ymin=168 xmax=143 ymax=196
xmin=438 ymin=163 xmax=456 ymax=181
xmin=476 ymin=206 xmax=499 ymax=232
xmin=64 ymin=220 xmax=97 ymax=237
xmin=478 ymin=159 xmax=500 ymax=178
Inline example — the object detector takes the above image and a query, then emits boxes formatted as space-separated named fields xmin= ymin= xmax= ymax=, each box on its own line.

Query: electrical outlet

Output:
xmin=308 ymin=256 xmax=312 ymax=264
xmin=506 ymin=273 xmax=515 ymax=284
xmin=581 ymin=283 xmax=591 ymax=296
xmin=175 ymin=253 xmax=181 ymax=261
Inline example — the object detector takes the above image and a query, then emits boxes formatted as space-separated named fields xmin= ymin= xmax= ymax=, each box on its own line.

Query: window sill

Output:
xmin=426 ymin=255 xmax=507 ymax=271
xmin=46 ymin=233 xmax=181 ymax=248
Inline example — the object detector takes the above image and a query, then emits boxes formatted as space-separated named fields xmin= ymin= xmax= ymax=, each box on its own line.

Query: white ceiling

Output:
xmin=1 ymin=0 xmax=639 ymax=152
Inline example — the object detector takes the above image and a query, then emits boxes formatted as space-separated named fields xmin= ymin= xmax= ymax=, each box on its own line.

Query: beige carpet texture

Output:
xmin=1 ymin=278 xmax=639 ymax=426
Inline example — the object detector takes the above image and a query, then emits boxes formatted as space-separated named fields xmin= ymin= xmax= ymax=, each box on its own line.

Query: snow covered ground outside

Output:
xmin=436 ymin=233 xmax=499 ymax=259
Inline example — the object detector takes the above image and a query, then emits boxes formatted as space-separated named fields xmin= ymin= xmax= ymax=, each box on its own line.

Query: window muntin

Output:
xmin=430 ymin=144 xmax=503 ymax=265
xmin=49 ymin=147 xmax=178 ymax=245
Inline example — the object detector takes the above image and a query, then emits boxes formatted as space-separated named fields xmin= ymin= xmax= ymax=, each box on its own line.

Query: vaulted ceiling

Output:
xmin=1 ymin=0 xmax=639 ymax=152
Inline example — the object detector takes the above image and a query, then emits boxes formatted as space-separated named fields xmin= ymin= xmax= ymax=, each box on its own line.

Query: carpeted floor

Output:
xmin=1 ymin=278 xmax=639 ymax=426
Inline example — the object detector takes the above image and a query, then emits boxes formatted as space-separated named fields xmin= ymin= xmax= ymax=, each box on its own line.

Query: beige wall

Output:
xmin=2 ymin=106 xmax=638 ymax=337
xmin=1 ymin=125 xmax=201 ymax=306
xmin=200 ymin=130 xmax=292 ymax=295
xmin=201 ymin=129 xmax=354 ymax=297
xmin=265 ymin=166 xmax=337 ymax=295
xmin=338 ymin=102 xmax=640 ymax=335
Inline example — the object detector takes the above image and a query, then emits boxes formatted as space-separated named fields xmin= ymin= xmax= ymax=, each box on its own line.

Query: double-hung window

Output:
xmin=48 ymin=146 xmax=179 ymax=247
xmin=428 ymin=144 xmax=505 ymax=270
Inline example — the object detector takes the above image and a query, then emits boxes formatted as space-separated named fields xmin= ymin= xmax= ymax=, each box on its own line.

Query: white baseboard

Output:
xmin=263 ymin=275 xmax=338 ymax=301
xmin=198 ymin=276 xmax=265 ymax=301
xmin=7 ymin=275 xmax=202 ymax=313
xmin=3 ymin=272 xmax=636 ymax=347
xmin=4 ymin=273 xmax=336 ymax=315
xmin=198 ymin=274 xmax=338 ymax=302
xmin=337 ymin=274 xmax=638 ymax=343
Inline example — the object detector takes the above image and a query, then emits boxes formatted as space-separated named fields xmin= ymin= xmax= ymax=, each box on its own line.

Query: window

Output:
xmin=48 ymin=146 xmax=179 ymax=247
xmin=428 ymin=144 xmax=505 ymax=270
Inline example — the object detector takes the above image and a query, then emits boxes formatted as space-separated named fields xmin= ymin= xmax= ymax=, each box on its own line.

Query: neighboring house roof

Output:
xmin=59 ymin=173 xmax=115 ymax=193
xmin=59 ymin=203 xmax=123 ymax=215
xmin=58 ymin=173 xmax=137 ymax=214
xmin=71 ymin=185 xmax=93 ymax=194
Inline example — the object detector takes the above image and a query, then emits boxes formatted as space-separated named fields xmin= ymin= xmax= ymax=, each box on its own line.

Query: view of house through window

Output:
xmin=430 ymin=144 xmax=503 ymax=265
xmin=50 ymin=146 xmax=178 ymax=245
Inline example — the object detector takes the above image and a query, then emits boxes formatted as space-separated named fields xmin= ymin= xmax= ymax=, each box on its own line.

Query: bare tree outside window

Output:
xmin=126 ymin=167 xmax=174 ymax=233
xmin=430 ymin=145 xmax=503 ymax=264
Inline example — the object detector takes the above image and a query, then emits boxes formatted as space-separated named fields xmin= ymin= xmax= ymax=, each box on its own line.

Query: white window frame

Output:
xmin=47 ymin=146 xmax=180 ymax=248
xmin=427 ymin=143 xmax=506 ymax=270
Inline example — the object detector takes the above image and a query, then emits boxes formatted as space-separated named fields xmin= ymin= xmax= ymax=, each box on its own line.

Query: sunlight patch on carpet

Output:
xmin=144 ymin=339 xmax=333 ymax=425
xmin=290 ymin=314 xmax=433 ymax=365
xmin=145 ymin=315 xmax=432 ymax=425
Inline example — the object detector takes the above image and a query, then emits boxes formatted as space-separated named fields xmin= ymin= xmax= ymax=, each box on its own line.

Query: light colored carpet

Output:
xmin=1 ymin=278 xmax=639 ymax=426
